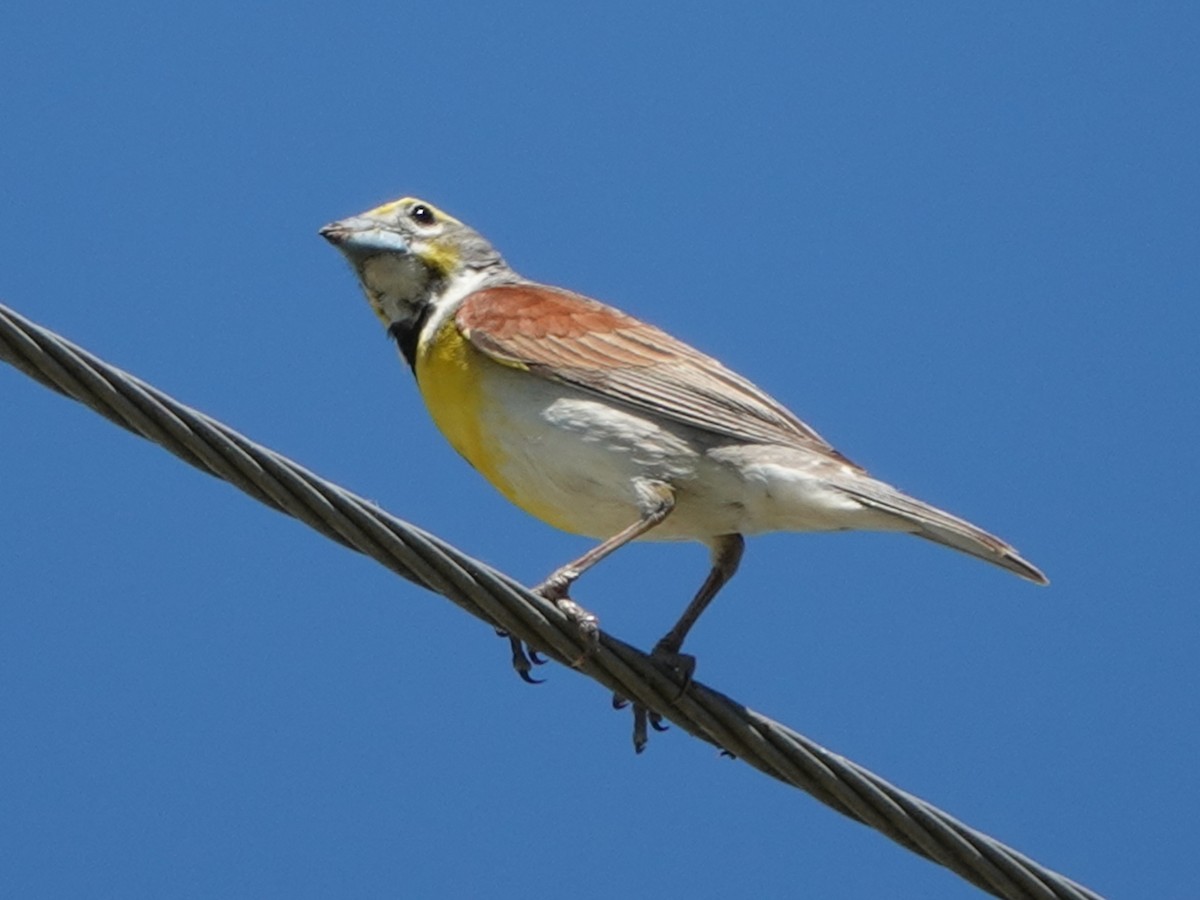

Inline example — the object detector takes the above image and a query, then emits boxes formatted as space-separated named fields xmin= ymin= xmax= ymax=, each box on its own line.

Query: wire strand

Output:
xmin=0 ymin=302 xmax=1103 ymax=900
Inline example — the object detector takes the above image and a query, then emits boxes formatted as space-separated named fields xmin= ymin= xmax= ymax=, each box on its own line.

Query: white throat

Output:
xmin=359 ymin=253 xmax=433 ymax=325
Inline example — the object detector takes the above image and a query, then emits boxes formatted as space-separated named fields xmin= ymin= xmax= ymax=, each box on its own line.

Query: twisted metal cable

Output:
xmin=0 ymin=302 xmax=1102 ymax=900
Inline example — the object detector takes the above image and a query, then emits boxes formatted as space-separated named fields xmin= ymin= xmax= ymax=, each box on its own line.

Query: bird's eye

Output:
xmin=410 ymin=204 xmax=436 ymax=226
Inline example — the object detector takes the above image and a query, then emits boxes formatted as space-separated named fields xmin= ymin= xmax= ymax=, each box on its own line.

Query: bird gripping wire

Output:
xmin=0 ymin=302 xmax=1101 ymax=900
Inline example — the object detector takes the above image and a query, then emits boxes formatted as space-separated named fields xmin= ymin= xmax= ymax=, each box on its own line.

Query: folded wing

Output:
xmin=456 ymin=283 xmax=860 ymax=468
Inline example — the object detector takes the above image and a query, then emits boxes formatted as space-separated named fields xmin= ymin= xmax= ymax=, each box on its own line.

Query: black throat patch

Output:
xmin=387 ymin=304 xmax=435 ymax=372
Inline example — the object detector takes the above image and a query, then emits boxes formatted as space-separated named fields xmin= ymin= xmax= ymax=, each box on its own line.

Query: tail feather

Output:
xmin=834 ymin=477 xmax=1049 ymax=585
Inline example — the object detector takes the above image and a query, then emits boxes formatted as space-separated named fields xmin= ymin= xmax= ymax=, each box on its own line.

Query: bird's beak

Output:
xmin=319 ymin=217 xmax=410 ymax=256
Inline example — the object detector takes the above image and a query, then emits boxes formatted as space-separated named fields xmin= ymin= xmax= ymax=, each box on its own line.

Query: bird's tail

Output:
xmin=832 ymin=476 xmax=1049 ymax=585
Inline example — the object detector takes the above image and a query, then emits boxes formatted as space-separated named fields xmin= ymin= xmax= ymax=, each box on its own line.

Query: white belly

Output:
xmin=476 ymin=365 xmax=876 ymax=541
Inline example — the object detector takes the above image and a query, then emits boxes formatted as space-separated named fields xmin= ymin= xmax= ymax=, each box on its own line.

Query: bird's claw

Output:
xmin=632 ymin=705 xmax=670 ymax=753
xmin=504 ymin=633 xmax=547 ymax=684
xmin=499 ymin=585 xmax=601 ymax=680
xmin=613 ymin=697 xmax=672 ymax=752
xmin=613 ymin=643 xmax=697 ymax=751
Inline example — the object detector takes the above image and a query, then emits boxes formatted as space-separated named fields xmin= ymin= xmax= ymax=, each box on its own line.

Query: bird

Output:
xmin=320 ymin=196 xmax=1047 ymax=740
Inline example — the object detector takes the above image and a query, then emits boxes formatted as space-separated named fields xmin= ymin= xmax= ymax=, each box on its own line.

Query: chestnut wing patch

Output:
xmin=457 ymin=284 xmax=856 ymax=464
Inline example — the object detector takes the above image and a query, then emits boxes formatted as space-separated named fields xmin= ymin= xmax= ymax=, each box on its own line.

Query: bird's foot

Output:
xmin=532 ymin=569 xmax=576 ymax=602
xmin=498 ymin=580 xmax=601 ymax=682
xmin=499 ymin=630 xmax=547 ymax=684
xmin=611 ymin=693 xmax=671 ymax=753
xmin=611 ymin=642 xmax=697 ymax=752
xmin=528 ymin=577 xmax=601 ymax=667
xmin=548 ymin=596 xmax=601 ymax=666
xmin=650 ymin=640 xmax=697 ymax=695
xmin=556 ymin=600 xmax=604 ymax=657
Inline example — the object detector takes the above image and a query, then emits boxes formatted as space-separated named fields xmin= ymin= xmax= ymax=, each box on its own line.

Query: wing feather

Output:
xmin=456 ymin=284 xmax=859 ymax=467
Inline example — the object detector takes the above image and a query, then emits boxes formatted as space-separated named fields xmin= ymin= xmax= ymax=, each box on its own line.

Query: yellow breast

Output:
xmin=414 ymin=316 xmax=629 ymax=536
xmin=415 ymin=317 xmax=517 ymax=499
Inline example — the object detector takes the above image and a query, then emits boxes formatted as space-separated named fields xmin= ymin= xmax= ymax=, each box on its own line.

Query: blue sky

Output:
xmin=2 ymin=3 xmax=1197 ymax=897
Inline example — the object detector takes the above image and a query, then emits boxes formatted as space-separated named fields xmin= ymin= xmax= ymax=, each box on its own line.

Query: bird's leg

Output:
xmin=614 ymin=533 xmax=745 ymax=752
xmin=652 ymin=533 xmax=745 ymax=679
xmin=508 ymin=480 xmax=676 ymax=672
xmin=534 ymin=480 xmax=676 ymax=603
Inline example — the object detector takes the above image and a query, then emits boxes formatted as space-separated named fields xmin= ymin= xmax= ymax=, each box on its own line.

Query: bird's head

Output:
xmin=321 ymin=197 xmax=504 ymax=328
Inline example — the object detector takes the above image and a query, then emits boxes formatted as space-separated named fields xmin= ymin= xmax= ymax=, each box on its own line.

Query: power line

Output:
xmin=0 ymin=302 xmax=1102 ymax=900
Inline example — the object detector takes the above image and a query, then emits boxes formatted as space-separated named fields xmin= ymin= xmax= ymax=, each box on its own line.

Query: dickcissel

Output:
xmin=321 ymin=197 xmax=1046 ymax=712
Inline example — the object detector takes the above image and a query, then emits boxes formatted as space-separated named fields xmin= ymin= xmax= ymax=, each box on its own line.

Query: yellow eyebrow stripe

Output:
xmin=365 ymin=197 xmax=462 ymax=226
